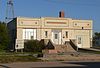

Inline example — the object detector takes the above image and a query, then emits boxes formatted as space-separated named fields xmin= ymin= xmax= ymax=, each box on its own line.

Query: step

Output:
xmin=54 ymin=44 xmax=76 ymax=53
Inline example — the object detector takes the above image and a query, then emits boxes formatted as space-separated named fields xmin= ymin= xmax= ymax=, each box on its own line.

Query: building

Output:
xmin=7 ymin=11 xmax=93 ymax=52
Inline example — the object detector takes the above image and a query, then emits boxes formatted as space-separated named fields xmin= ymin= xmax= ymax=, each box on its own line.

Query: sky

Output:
xmin=0 ymin=0 xmax=100 ymax=32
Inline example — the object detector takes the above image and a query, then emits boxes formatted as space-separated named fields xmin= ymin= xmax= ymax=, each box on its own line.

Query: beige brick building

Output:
xmin=7 ymin=11 xmax=93 ymax=52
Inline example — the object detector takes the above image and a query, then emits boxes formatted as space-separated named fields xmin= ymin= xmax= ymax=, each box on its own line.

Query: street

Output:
xmin=0 ymin=61 xmax=100 ymax=68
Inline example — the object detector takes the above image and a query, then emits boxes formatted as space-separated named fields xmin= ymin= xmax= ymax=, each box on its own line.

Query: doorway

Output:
xmin=52 ymin=30 xmax=61 ymax=45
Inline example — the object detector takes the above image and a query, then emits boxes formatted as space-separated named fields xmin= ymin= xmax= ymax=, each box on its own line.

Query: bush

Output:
xmin=24 ymin=40 xmax=45 ymax=52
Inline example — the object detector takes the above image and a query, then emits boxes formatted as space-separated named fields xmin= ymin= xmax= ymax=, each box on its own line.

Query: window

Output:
xmin=78 ymin=37 xmax=81 ymax=44
xmin=65 ymin=31 xmax=68 ymax=38
xmin=75 ymin=23 xmax=77 ymax=25
xmin=45 ymin=31 xmax=48 ymax=38
xmin=82 ymin=27 xmax=84 ymax=29
xmin=16 ymin=44 xmax=18 ymax=47
xmin=31 ymin=36 xmax=34 ymax=39
xmin=23 ymin=29 xmax=36 ymax=40
xmin=55 ymin=34 xmax=58 ymax=39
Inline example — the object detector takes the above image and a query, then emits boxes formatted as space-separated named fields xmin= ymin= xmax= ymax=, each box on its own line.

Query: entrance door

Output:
xmin=77 ymin=36 xmax=82 ymax=48
xmin=52 ymin=30 xmax=61 ymax=44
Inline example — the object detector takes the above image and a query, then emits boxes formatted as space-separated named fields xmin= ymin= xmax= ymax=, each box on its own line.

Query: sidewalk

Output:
xmin=80 ymin=48 xmax=100 ymax=52
xmin=0 ymin=62 xmax=84 ymax=68
xmin=0 ymin=61 xmax=100 ymax=68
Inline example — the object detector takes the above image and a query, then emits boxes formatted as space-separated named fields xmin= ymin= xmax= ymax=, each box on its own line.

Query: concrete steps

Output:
xmin=65 ymin=42 xmax=76 ymax=52
xmin=54 ymin=42 xmax=76 ymax=53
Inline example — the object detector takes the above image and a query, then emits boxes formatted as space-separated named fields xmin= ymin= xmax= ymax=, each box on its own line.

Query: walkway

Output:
xmin=80 ymin=48 xmax=100 ymax=52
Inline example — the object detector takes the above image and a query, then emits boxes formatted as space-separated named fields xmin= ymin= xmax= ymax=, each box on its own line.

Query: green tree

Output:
xmin=0 ymin=22 xmax=10 ymax=51
xmin=94 ymin=32 xmax=100 ymax=39
xmin=93 ymin=32 xmax=100 ymax=46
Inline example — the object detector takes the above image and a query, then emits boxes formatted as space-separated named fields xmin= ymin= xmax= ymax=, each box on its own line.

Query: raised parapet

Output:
xmin=72 ymin=20 xmax=92 ymax=30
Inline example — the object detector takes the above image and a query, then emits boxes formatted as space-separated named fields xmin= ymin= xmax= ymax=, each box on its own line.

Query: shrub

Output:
xmin=24 ymin=40 xmax=45 ymax=52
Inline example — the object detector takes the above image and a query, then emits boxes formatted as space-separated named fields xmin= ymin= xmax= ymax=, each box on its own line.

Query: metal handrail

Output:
xmin=70 ymin=39 xmax=78 ymax=51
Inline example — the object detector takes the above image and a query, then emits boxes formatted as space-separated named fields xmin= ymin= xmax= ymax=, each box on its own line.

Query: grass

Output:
xmin=0 ymin=49 xmax=100 ymax=63
xmin=0 ymin=52 xmax=42 ymax=63
xmin=0 ymin=55 xmax=41 ymax=63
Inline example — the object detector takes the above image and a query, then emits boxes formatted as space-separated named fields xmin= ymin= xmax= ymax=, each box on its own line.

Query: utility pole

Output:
xmin=5 ymin=0 xmax=14 ymax=22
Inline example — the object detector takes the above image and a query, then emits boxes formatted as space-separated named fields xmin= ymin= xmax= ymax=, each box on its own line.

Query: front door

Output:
xmin=77 ymin=36 xmax=82 ymax=48
xmin=52 ymin=30 xmax=61 ymax=44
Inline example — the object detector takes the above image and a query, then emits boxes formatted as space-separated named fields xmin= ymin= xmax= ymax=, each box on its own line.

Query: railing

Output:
xmin=70 ymin=39 xmax=78 ymax=51
xmin=40 ymin=39 xmax=55 ymax=49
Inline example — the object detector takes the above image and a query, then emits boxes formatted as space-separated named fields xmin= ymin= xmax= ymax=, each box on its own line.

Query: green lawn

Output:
xmin=0 ymin=52 xmax=42 ymax=63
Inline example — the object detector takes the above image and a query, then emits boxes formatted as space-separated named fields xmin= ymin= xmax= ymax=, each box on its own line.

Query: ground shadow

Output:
xmin=0 ymin=65 xmax=11 ymax=68
xmin=32 ymin=62 xmax=100 ymax=68
xmin=62 ymin=62 xmax=100 ymax=68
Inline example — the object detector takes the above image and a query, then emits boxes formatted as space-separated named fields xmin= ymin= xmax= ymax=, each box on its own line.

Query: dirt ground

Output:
xmin=41 ymin=52 xmax=100 ymax=61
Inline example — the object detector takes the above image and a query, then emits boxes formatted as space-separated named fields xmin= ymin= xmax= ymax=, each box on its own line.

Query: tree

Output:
xmin=0 ymin=22 xmax=10 ymax=51
xmin=94 ymin=32 xmax=100 ymax=39
xmin=93 ymin=32 xmax=100 ymax=46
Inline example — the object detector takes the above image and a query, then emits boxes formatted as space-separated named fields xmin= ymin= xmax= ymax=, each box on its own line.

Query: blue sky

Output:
xmin=0 ymin=0 xmax=100 ymax=32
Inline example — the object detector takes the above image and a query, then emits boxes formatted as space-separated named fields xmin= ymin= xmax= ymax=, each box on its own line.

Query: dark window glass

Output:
xmin=66 ymin=31 xmax=68 ymax=38
xmin=55 ymin=34 xmax=58 ymax=39
xmin=45 ymin=31 xmax=48 ymax=38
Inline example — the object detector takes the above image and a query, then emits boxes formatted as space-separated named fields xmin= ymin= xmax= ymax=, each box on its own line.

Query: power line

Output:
xmin=5 ymin=0 xmax=15 ymax=22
